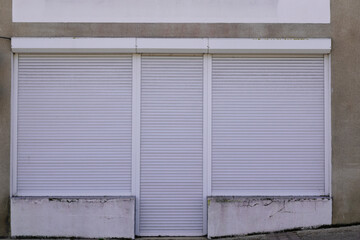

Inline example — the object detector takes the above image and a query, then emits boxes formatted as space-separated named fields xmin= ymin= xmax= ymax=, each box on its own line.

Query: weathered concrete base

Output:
xmin=207 ymin=196 xmax=332 ymax=238
xmin=11 ymin=196 xmax=135 ymax=239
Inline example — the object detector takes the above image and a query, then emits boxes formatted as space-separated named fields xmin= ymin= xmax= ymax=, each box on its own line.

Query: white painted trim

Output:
xmin=212 ymin=190 xmax=326 ymax=196
xmin=12 ymin=0 xmax=330 ymax=23
xmin=16 ymin=191 xmax=132 ymax=197
xmin=132 ymin=54 xmax=141 ymax=198
xmin=12 ymin=38 xmax=331 ymax=54
xmin=11 ymin=38 xmax=136 ymax=53
xmin=205 ymin=55 xmax=212 ymax=197
xmin=137 ymin=231 xmax=206 ymax=237
xmin=132 ymin=54 xmax=141 ymax=236
xmin=207 ymin=54 xmax=325 ymax=58
xmin=202 ymin=54 xmax=211 ymax=235
xmin=131 ymin=54 xmax=141 ymax=200
xmin=208 ymin=38 xmax=331 ymax=54
xmin=137 ymin=38 xmax=208 ymax=53
xmin=10 ymin=54 xmax=18 ymax=196
xmin=324 ymin=54 xmax=332 ymax=196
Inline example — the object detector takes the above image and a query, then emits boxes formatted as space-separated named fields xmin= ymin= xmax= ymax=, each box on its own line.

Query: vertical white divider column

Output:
xmin=132 ymin=54 xmax=141 ymax=235
xmin=11 ymin=54 xmax=18 ymax=196
xmin=324 ymin=54 xmax=331 ymax=196
xmin=203 ymin=54 xmax=212 ymax=234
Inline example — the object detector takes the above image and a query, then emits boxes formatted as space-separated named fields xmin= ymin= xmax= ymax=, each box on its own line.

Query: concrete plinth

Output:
xmin=11 ymin=196 xmax=135 ymax=239
xmin=207 ymin=196 xmax=332 ymax=238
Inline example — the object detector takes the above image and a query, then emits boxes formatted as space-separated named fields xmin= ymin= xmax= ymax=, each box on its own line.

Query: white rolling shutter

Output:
xmin=17 ymin=54 xmax=133 ymax=196
xmin=14 ymin=51 xmax=328 ymax=234
xmin=139 ymin=56 xmax=204 ymax=236
xmin=211 ymin=56 xmax=325 ymax=195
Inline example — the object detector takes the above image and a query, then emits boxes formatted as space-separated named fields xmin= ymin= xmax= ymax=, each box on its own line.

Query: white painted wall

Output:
xmin=208 ymin=197 xmax=332 ymax=238
xmin=11 ymin=197 xmax=135 ymax=239
xmin=13 ymin=0 xmax=330 ymax=23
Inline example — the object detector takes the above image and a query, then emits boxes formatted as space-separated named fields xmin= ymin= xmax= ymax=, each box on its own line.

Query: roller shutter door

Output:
xmin=139 ymin=56 xmax=204 ymax=236
xmin=16 ymin=54 xmax=133 ymax=196
xmin=211 ymin=56 xmax=325 ymax=195
xmin=15 ymin=53 xmax=327 ymax=235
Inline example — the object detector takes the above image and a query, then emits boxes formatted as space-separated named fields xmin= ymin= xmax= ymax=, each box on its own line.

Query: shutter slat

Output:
xmin=17 ymin=54 xmax=133 ymax=196
xmin=212 ymin=56 xmax=325 ymax=195
xmin=139 ymin=56 xmax=203 ymax=236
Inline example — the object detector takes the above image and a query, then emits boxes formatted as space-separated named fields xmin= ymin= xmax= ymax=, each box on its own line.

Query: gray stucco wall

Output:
xmin=11 ymin=23 xmax=330 ymax=38
xmin=331 ymin=0 xmax=360 ymax=225
xmin=0 ymin=39 xmax=11 ymax=237
xmin=0 ymin=1 xmax=12 ymax=236
xmin=0 ymin=0 xmax=359 ymax=236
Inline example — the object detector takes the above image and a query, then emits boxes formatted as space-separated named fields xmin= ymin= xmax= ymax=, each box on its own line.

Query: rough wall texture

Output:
xmin=11 ymin=197 xmax=135 ymax=239
xmin=0 ymin=0 xmax=11 ymax=37
xmin=208 ymin=197 xmax=332 ymax=238
xmin=331 ymin=0 xmax=360 ymax=224
xmin=0 ymin=0 xmax=12 ymax=236
xmin=11 ymin=23 xmax=330 ymax=38
xmin=0 ymin=39 xmax=11 ymax=237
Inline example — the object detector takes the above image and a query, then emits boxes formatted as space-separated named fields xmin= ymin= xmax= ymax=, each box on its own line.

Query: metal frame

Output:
xmin=132 ymin=54 xmax=141 ymax=235
xmin=202 ymin=54 xmax=212 ymax=235
xmin=324 ymin=54 xmax=332 ymax=196
xmin=135 ymin=54 xmax=206 ymax=237
xmin=132 ymin=54 xmax=141 ymax=234
xmin=10 ymin=53 xmax=18 ymax=196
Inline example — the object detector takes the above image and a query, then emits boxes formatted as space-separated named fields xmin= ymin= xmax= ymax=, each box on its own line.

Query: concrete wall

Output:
xmin=11 ymin=197 xmax=135 ymax=239
xmin=208 ymin=197 xmax=332 ymax=238
xmin=0 ymin=0 xmax=12 ymax=236
xmin=0 ymin=0 xmax=358 ymax=236
xmin=331 ymin=0 xmax=360 ymax=225
xmin=0 ymin=39 xmax=11 ymax=238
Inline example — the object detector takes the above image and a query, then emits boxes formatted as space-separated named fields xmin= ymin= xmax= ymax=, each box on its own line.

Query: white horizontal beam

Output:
xmin=11 ymin=38 xmax=136 ymax=53
xmin=209 ymin=38 xmax=332 ymax=54
xmin=136 ymin=38 xmax=208 ymax=53
xmin=12 ymin=38 xmax=331 ymax=54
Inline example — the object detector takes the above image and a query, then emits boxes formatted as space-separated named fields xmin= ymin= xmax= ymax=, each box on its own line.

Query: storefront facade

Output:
xmin=0 ymin=0 xmax=359 ymax=238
